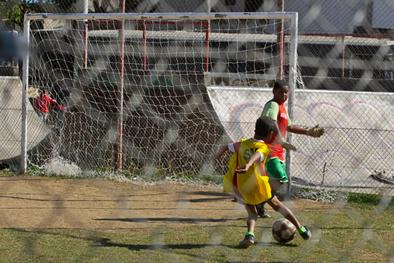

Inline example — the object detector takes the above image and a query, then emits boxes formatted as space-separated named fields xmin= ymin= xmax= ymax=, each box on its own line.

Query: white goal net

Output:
xmin=21 ymin=12 xmax=298 ymax=177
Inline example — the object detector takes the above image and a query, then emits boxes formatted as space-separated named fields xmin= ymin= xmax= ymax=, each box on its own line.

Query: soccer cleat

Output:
xmin=298 ymin=226 xmax=312 ymax=240
xmin=239 ymin=234 xmax=255 ymax=248
xmin=256 ymin=203 xmax=271 ymax=218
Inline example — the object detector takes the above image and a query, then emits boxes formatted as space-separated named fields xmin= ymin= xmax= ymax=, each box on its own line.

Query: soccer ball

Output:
xmin=272 ymin=218 xmax=296 ymax=243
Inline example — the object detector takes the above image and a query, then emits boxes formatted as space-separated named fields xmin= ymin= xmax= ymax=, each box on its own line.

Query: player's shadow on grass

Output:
xmin=178 ymin=191 xmax=234 ymax=203
xmin=93 ymin=238 xmax=297 ymax=252
xmin=0 ymin=193 xmax=170 ymax=202
xmin=224 ymin=241 xmax=297 ymax=250
xmin=257 ymin=241 xmax=297 ymax=248
xmin=92 ymin=238 xmax=256 ymax=261
xmin=11 ymin=228 xmax=297 ymax=260
xmin=95 ymin=217 xmax=238 ymax=223
xmin=178 ymin=196 xmax=232 ymax=202
xmin=183 ymin=191 xmax=231 ymax=197
xmin=93 ymin=237 xmax=222 ymax=250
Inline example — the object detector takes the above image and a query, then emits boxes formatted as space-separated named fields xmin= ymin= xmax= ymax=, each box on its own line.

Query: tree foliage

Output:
xmin=1 ymin=0 xmax=77 ymax=29
xmin=1 ymin=0 xmax=147 ymax=29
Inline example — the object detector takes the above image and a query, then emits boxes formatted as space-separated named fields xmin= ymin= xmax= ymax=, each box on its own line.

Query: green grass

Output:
xmin=0 ymin=207 xmax=394 ymax=262
xmin=0 ymin=198 xmax=393 ymax=262
xmin=347 ymin=192 xmax=394 ymax=206
xmin=0 ymin=171 xmax=393 ymax=262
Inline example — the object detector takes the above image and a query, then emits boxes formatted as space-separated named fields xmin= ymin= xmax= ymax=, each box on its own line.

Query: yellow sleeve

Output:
xmin=256 ymin=144 xmax=270 ymax=162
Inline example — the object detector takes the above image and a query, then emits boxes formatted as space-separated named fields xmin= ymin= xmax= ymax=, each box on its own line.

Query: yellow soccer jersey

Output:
xmin=223 ymin=138 xmax=272 ymax=205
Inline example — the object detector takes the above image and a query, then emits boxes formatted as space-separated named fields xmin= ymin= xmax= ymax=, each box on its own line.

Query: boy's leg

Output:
xmin=256 ymin=158 xmax=288 ymax=218
xmin=267 ymin=196 xmax=312 ymax=240
xmin=44 ymin=113 xmax=50 ymax=124
xmin=270 ymin=179 xmax=284 ymax=194
xmin=239 ymin=204 xmax=257 ymax=248
xmin=256 ymin=202 xmax=270 ymax=218
xmin=38 ymin=112 xmax=45 ymax=122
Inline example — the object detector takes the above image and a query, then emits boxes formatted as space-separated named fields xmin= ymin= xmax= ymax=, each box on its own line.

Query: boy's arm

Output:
xmin=46 ymin=95 xmax=58 ymax=104
xmin=235 ymin=152 xmax=263 ymax=173
xmin=54 ymin=103 xmax=66 ymax=111
xmin=214 ymin=145 xmax=229 ymax=159
xmin=274 ymin=122 xmax=297 ymax=151
xmin=288 ymin=124 xmax=324 ymax=137
xmin=215 ymin=142 xmax=240 ymax=159
xmin=262 ymin=101 xmax=296 ymax=151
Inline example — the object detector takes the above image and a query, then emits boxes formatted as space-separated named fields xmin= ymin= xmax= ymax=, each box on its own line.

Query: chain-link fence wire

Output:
xmin=208 ymin=86 xmax=394 ymax=194
xmin=0 ymin=2 xmax=392 ymax=190
xmin=0 ymin=1 xmax=393 ymax=262
xmin=1 ymin=4 xmax=393 ymax=192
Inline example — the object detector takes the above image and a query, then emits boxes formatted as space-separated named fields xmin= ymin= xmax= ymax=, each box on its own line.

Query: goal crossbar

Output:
xmin=24 ymin=12 xmax=298 ymax=21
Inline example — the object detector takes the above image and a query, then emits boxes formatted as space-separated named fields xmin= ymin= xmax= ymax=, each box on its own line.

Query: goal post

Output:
xmin=21 ymin=12 xmax=299 ymax=176
xmin=21 ymin=15 xmax=30 ymax=173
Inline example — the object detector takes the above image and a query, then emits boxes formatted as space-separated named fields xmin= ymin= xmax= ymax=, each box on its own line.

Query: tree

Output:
xmin=1 ymin=0 xmax=77 ymax=30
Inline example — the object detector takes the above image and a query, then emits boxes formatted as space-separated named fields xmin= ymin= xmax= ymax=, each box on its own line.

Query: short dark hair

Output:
xmin=255 ymin=116 xmax=277 ymax=138
xmin=273 ymin=80 xmax=288 ymax=90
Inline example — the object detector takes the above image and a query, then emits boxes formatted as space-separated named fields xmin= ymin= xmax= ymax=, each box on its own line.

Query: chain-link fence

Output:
xmin=0 ymin=1 xmax=393 ymax=262
xmin=208 ymin=87 xmax=394 ymax=194
xmin=0 ymin=2 xmax=393 ymax=195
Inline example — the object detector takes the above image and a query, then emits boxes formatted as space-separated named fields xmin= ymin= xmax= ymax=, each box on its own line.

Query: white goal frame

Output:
xmin=21 ymin=12 xmax=299 ymax=174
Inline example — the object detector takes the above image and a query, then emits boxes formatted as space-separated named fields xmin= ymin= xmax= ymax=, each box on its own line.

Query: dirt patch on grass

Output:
xmin=0 ymin=176 xmax=332 ymax=230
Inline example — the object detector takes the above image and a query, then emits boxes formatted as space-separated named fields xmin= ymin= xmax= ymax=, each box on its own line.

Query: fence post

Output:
xmin=20 ymin=15 xmax=30 ymax=174
xmin=286 ymin=12 xmax=298 ymax=198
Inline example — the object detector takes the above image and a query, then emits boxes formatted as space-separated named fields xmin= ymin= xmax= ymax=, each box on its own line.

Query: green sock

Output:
xmin=298 ymin=226 xmax=306 ymax=234
xmin=245 ymin=231 xmax=255 ymax=237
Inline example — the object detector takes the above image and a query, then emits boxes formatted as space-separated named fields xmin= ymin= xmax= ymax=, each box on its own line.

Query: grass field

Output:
xmin=0 ymin=171 xmax=393 ymax=263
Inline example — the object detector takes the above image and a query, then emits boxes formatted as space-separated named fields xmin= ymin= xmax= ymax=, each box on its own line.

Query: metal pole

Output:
xmin=143 ymin=21 xmax=147 ymax=71
xmin=83 ymin=0 xmax=89 ymax=68
xmin=26 ymin=12 xmax=299 ymax=21
xmin=116 ymin=0 xmax=125 ymax=170
xmin=205 ymin=1 xmax=211 ymax=75
xmin=20 ymin=15 xmax=30 ymax=174
xmin=286 ymin=12 xmax=298 ymax=198
xmin=204 ymin=21 xmax=210 ymax=72
xmin=277 ymin=0 xmax=284 ymax=80
xmin=341 ymin=35 xmax=345 ymax=79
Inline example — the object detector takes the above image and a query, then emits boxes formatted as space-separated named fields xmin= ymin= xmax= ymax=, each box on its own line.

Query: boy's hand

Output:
xmin=306 ymin=125 xmax=325 ymax=137
xmin=214 ymin=145 xmax=228 ymax=159
xmin=280 ymin=141 xmax=297 ymax=151
xmin=55 ymin=104 xmax=66 ymax=111
xmin=235 ymin=166 xmax=248 ymax=173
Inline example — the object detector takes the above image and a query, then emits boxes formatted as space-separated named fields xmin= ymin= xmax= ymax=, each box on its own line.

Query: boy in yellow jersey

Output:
xmin=215 ymin=116 xmax=311 ymax=248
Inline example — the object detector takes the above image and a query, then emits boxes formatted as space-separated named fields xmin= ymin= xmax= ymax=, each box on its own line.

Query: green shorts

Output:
xmin=266 ymin=158 xmax=288 ymax=183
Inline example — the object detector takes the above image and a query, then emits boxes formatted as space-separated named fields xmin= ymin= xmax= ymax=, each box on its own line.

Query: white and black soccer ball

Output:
xmin=272 ymin=218 xmax=297 ymax=243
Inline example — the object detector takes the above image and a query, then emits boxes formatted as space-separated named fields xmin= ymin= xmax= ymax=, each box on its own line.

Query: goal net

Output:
xmin=21 ymin=12 xmax=298 ymax=177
